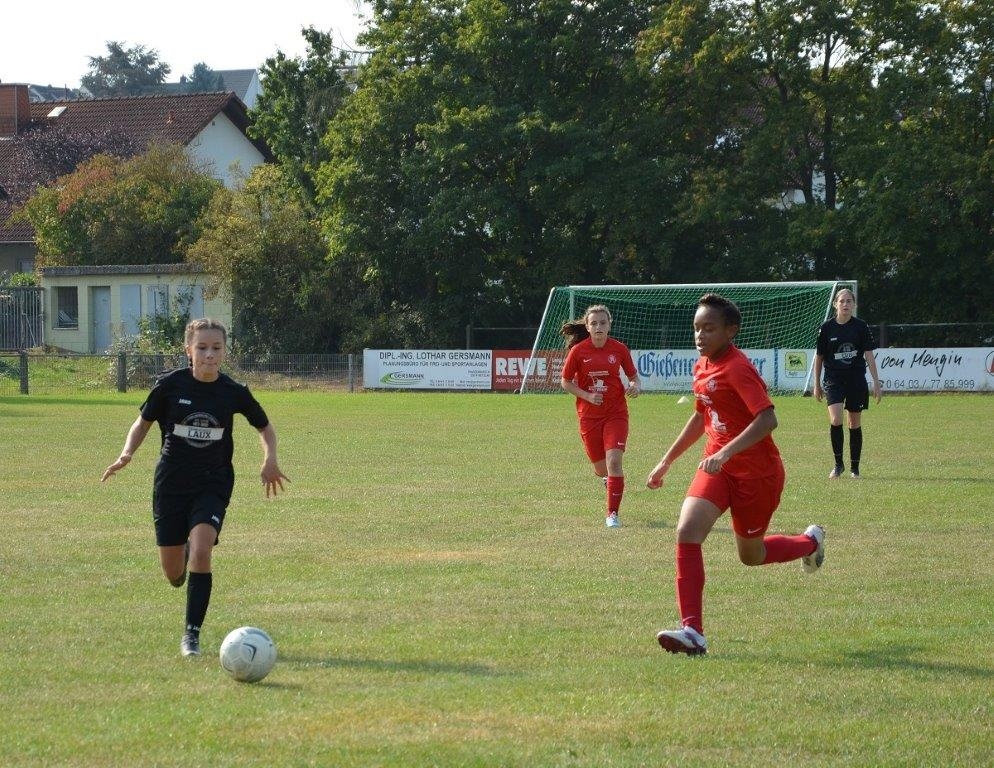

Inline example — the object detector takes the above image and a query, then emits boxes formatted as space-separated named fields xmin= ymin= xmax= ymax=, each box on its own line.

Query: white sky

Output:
xmin=1 ymin=1 xmax=370 ymax=88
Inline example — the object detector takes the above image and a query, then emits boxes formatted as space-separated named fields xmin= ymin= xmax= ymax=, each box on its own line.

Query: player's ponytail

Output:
xmin=560 ymin=320 xmax=589 ymax=349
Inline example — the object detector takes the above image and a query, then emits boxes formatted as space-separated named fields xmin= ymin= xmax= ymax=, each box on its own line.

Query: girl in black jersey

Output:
xmin=813 ymin=288 xmax=881 ymax=478
xmin=102 ymin=319 xmax=289 ymax=657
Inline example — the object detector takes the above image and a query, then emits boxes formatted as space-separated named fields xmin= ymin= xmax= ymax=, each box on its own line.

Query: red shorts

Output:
xmin=686 ymin=458 xmax=785 ymax=538
xmin=579 ymin=416 xmax=629 ymax=464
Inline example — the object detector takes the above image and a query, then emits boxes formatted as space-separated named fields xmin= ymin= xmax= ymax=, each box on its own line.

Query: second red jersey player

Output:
xmin=560 ymin=304 xmax=640 ymax=528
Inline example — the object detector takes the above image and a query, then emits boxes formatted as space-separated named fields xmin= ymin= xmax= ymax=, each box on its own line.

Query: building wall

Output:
xmin=185 ymin=114 xmax=265 ymax=188
xmin=0 ymin=243 xmax=36 ymax=275
xmin=40 ymin=268 xmax=231 ymax=353
xmin=241 ymin=73 xmax=262 ymax=110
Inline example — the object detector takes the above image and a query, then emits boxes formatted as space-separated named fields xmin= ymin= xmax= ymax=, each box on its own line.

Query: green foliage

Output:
xmin=320 ymin=0 xmax=678 ymax=348
xmin=187 ymin=164 xmax=342 ymax=353
xmin=1 ymin=272 xmax=37 ymax=287
xmin=20 ymin=144 xmax=221 ymax=268
xmin=250 ymin=28 xmax=352 ymax=201
xmin=185 ymin=62 xmax=225 ymax=93
xmin=80 ymin=41 xmax=171 ymax=96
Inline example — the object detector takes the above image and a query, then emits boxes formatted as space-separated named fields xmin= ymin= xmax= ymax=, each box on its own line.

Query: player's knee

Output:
xmin=738 ymin=550 xmax=764 ymax=566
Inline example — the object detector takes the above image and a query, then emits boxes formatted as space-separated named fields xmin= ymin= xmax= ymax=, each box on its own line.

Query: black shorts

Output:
xmin=823 ymin=373 xmax=869 ymax=412
xmin=152 ymin=462 xmax=234 ymax=547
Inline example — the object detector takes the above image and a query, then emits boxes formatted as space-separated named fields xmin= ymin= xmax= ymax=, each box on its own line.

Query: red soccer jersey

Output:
xmin=562 ymin=337 xmax=637 ymax=420
xmin=693 ymin=345 xmax=781 ymax=478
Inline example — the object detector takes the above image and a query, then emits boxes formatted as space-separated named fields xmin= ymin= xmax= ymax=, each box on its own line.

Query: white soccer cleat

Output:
xmin=605 ymin=513 xmax=621 ymax=528
xmin=657 ymin=625 xmax=707 ymax=655
xmin=801 ymin=524 xmax=826 ymax=573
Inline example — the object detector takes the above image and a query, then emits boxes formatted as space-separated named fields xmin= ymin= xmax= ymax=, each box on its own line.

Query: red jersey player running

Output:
xmin=646 ymin=293 xmax=825 ymax=655
xmin=560 ymin=304 xmax=641 ymax=528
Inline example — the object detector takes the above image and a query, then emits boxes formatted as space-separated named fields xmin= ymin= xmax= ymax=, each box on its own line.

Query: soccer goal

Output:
xmin=519 ymin=281 xmax=854 ymax=394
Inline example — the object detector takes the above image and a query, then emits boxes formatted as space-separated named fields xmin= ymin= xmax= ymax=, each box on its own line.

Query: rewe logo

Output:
xmin=495 ymin=356 xmax=547 ymax=376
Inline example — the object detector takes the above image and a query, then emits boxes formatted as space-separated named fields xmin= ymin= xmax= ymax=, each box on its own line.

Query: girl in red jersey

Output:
xmin=645 ymin=294 xmax=824 ymax=655
xmin=560 ymin=305 xmax=641 ymax=528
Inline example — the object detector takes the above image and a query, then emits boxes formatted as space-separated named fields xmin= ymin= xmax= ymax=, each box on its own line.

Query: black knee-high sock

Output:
xmin=185 ymin=571 xmax=212 ymax=634
xmin=830 ymin=425 xmax=844 ymax=468
xmin=849 ymin=427 xmax=863 ymax=473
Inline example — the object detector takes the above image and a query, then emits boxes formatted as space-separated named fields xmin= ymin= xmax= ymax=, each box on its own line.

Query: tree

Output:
xmin=634 ymin=0 xmax=994 ymax=325
xmin=0 ymin=123 xmax=136 ymax=205
xmin=81 ymin=41 xmax=171 ymax=97
xmin=317 ymin=0 xmax=678 ymax=348
xmin=20 ymin=144 xmax=220 ymax=267
xmin=249 ymin=27 xmax=352 ymax=201
xmin=185 ymin=63 xmax=225 ymax=93
xmin=187 ymin=164 xmax=344 ymax=353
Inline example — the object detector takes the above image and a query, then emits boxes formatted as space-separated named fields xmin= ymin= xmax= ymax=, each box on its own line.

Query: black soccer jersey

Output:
xmin=140 ymin=368 xmax=269 ymax=470
xmin=816 ymin=317 xmax=876 ymax=376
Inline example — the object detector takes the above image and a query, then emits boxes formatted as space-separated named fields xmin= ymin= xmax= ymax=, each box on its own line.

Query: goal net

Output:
xmin=520 ymin=281 xmax=853 ymax=394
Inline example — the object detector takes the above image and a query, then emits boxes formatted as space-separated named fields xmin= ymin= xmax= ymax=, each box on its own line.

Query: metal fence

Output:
xmin=0 ymin=286 xmax=44 ymax=351
xmin=0 ymin=353 xmax=362 ymax=396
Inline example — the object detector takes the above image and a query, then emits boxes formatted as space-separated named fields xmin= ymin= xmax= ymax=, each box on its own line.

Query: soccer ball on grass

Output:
xmin=219 ymin=626 xmax=276 ymax=683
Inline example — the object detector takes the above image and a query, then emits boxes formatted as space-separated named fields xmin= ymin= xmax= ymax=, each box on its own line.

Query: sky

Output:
xmin=1 ymin=1 xmax=370 ymax=88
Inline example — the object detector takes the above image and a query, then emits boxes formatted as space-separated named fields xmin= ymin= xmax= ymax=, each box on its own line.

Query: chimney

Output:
xmin=0 ymin=83 xmax=31 ymax=137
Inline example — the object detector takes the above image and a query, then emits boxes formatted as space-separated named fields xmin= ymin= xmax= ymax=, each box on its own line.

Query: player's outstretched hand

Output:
xmin=101 ymin=454 xmax=131 ymax=482
xmin=626 ymin=381 xmax=641 ymax=398
xmin=261 ymin=461 xmax=290 ymax=498
xmin=646 ymin=460 xmax=668 ymax=490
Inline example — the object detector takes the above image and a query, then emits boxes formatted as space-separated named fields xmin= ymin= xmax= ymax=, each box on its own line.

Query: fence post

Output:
xmin=878 ymin=321 xmax=888 ymax=348
xmin=347 ymin=353 xmax=354 ymax=393
xmin=117 ymin=353 xmax=127 ymax=392
xmin=466 ymin=324 xmax=472 ymax=349
xmin=19 ymin=350 xmax=28 ymax=394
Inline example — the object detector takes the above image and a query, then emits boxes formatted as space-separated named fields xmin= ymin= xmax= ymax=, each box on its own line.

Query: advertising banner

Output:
xmin=633 ymin=349 xmax=777 ymax=392
xmin=363 ymin=349 xmax=493 ymax=390
xmin=364 ymin=347 xmax=994 ymax=392
xmin=873 ymin=348 xmax=994 ymax=392
xmin=492 ymin=349 xmax=566 ymax=391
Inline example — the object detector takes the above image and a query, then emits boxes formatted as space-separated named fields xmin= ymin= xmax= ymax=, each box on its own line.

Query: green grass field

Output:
xmin=2 ymin=391 xmax=992 ymax=766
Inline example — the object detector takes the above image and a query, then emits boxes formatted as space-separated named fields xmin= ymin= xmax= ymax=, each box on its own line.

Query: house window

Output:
xmin=55 ymin=287 xmax=78 ymax=329
xmin=177 ymin=284 xmax=204 ymax=320
xmin=146 ymin=285 xmax=169 ymax=317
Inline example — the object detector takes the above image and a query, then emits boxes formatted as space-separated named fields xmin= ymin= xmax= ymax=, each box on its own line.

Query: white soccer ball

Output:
xmin=219 ymin=626 xmax=277 ymax=683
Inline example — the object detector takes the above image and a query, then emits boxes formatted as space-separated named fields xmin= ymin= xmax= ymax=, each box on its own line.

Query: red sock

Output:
xmin=606 ymin=476 xmax=624 ymax=515
xmin=761 ymin=534 xmax=817 ymax=564
xmin=675 ymin=542 xmax=705 ymax=633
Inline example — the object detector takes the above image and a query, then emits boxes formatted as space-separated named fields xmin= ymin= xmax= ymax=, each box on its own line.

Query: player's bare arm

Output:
xmin=865 ymin=350 xmax=882 ymax=403
xmin=560 ymin=378 xmax=601 ymax=405
xmin=625 ymin=377 xmax=641 ymax=398
xmin=647 ymin=411 xmax=705 ymax=488
xmin=257 ymin=423 xmax=290 ymax=498
xmin=813 ymin=355 xmax=824 ymax=401
xmin=101 ymin=416 xmax=154 ymax=481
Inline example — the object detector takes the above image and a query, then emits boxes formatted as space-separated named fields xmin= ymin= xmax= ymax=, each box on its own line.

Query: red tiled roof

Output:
xmin=0 ymin=200 xmax=33 ymax=242
xmin=0 ymin=91 xmax=270 ymax=245
xmin=26 ymin=91 xmax=264 ymax=152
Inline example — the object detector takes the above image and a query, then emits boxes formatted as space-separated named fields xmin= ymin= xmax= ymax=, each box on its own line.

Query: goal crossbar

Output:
xmin=520 ymin=280 xmax=854 ymax=394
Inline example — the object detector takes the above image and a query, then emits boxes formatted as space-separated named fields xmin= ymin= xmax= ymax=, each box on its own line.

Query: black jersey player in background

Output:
xmin=102 ymin=318 xmax=289 ymax=657
xmin=813 ymin=288 xmax=882 ymax=478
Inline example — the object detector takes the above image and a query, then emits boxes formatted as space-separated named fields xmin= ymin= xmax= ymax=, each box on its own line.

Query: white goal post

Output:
xmin=519 ymin=281 xmax=855 ymax=394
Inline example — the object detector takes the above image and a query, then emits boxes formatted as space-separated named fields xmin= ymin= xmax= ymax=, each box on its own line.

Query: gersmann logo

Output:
xmin=380 ymin=371 xmax=424 ymax=386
